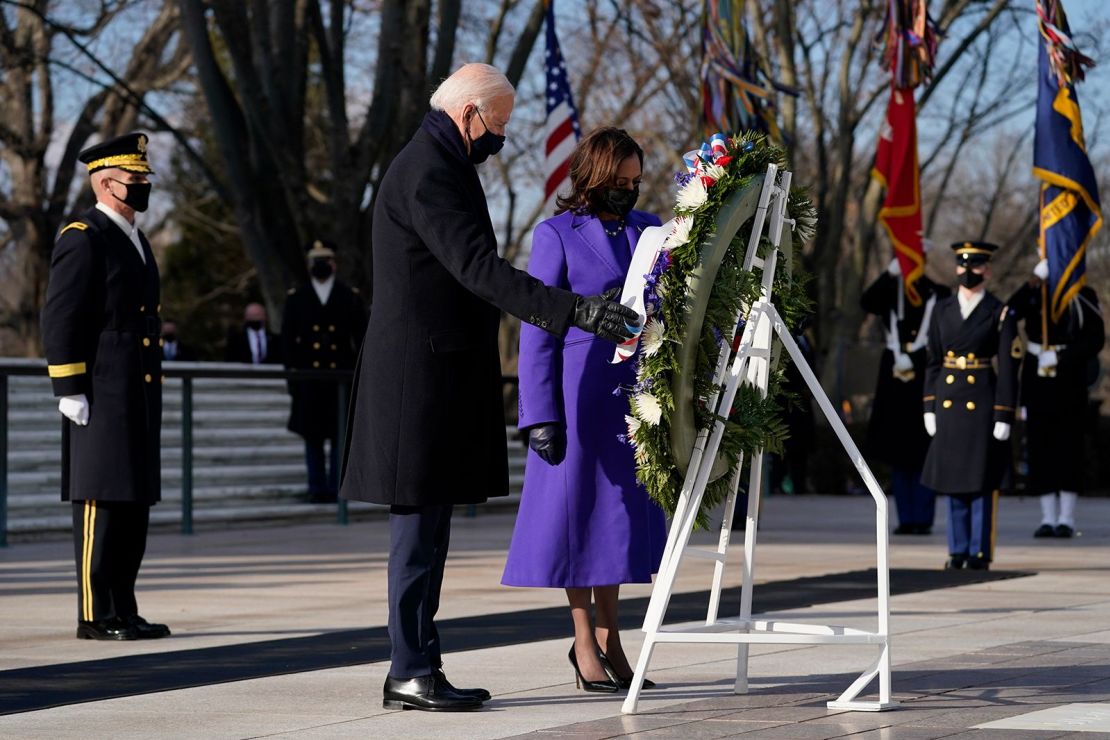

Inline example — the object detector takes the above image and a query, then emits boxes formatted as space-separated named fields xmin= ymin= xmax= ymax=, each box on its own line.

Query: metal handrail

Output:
xmin=0 ymin=358 xmax=520 ymax=546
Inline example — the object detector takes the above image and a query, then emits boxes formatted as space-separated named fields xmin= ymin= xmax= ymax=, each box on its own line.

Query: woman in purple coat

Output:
xmin=502 ymin=128 xmax=667 ymax=692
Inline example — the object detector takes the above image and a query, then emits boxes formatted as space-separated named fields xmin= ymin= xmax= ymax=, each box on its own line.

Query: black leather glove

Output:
xmin=528 ymin=423 xmax=566 ymax=466
xmin=572 ymin=287 xmax=640 ymax=343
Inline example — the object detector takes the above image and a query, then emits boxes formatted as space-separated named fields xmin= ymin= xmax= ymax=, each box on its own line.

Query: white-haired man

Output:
xmin=340 ymin=63 xmax=639 ymax=711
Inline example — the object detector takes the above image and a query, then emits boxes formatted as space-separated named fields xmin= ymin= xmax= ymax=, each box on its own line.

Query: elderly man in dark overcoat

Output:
xmin=340 ymin=63 xmax=638 ymax=712
xmin=41 ymin=132 xmax=171 ymax=641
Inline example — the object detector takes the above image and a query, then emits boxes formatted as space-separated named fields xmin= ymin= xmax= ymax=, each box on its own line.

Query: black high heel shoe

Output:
xmin=598 ymin=649 xmax=656 ymax=689
xmin=568 ymin=645 xmax=618 ymax=693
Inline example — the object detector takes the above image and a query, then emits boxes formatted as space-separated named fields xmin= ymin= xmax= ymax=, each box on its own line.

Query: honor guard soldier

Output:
xmin=861 ymin=250 xmax=951 ymax=535
xmin=41 ymin=132 xmax=170 ymax=640
xmin=920 ymin=241 xmax=1020 ymax=570
xmin=282 ymin=240 xmax=367 ymax=503
xmin=1006 ymin=259 xmax=1104 ymax=538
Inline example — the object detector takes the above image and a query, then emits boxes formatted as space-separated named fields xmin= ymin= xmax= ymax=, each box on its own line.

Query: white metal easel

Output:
xmin=622 ymin=164 xmax=898 ymax=714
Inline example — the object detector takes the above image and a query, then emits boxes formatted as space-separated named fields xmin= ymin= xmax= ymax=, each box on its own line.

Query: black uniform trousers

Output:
xmin=72 ymin=500 xmax=150 ymax=622
xmin=387 ymin=504 xmax=453 ymax=678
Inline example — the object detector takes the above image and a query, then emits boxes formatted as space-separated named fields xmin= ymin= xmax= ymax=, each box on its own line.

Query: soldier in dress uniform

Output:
xmin=1006 ymin=259 xmax=1104 ymax=538
xmin=861 ymin=252 xmax=951 ymax=535
xmin=282 ymin=240 xmax=367 ymax=503
xmin=40 ymin=132 xmax=171 ymax=640
xmin=920 ymin=241 xmax=1020 ymax=570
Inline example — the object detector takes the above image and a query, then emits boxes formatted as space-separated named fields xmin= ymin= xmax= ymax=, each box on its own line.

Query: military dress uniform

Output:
xmin=861 ymin=269 xmax=951 ymax=534
xmin=1006 ymin=280 xmax=1104 ymax=537
xmin=282 ymin=241 xmax=367 ymax=501
xmin=920 ymin=242 xmax=1020 ymax=569
xmin=40 ymin=133 xmax=169 ymax=639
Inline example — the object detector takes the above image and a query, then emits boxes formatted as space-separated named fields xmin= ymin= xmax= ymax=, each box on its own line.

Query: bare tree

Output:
xmin=0 ymin=0 xmax=190 ymax=354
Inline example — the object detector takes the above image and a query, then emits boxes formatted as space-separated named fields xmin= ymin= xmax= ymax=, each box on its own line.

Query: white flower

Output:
xmin=632 ymin=392 xmax=663 ymax=426
xmin=641 ymin=318 xmax=665 ymax=357
xmin=701 ymin=163 xmax=726 ymax=182
xmin=676 ymin=176 xmax=707 ymax=211
xmin=794 ymin=211 xmax=817 ymax=243
xmin=625 ymin=414 xmax=641 ymax=438
xmin=663 ymin=217 xmax=692 ymax=249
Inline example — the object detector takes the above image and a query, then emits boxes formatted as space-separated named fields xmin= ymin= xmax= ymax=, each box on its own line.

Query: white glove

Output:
xmin=887 ymin=258 xmax=901 ymax=276
xmin=923 ymin=412 xmax=936 ymax=437
xmin=1033 ymin=259 xmax=1049 ymax=280
xmin=892 ymin=352 xmax=915 ymax=382
xmin=1038 ymin=349 xmax=1058 ymax=371
xmin=58 ymin=394 xmax=89 ymax=426
xmin=993 ymin=421 xmax=1011 ymax=441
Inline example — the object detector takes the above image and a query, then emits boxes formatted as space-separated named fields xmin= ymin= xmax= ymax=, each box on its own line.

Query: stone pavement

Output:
xmin=2 ymin=493 xmax=1110 ymax=738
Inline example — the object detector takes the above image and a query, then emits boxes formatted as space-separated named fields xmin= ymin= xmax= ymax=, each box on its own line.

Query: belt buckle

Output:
xmin=956 ymin=356 xmax=967 ymax=370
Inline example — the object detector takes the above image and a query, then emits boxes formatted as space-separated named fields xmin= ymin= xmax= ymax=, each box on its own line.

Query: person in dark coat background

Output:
xmin=921 ymin=241 xmax=1020 ymax=571
xmin=339 ymin=63 xmax=639 ymax=712
xmin=159 ymin=319 xmax=195 ymax=361
xmin=861 ymin=251 xmax=951 ymax=534
xmin=41 ymin=132 xmax=171 ymax=641
xmin=225 ymin=302 xmax=281 ymax=364
xmin=282 ymin=240 xmax=366 ymax=503
xmin=1007 ymin=259 xmax=1104 ymax=538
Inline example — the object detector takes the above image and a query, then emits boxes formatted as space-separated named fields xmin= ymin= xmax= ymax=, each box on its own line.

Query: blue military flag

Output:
xmin=1033 ymin=0 xmax=1101 ymax=323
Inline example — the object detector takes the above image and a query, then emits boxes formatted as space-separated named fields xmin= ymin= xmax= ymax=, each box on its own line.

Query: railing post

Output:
xmin=336 ymin=381 xmax=348 ymax=526
xmin=0 ymin=373 xmax=8 ymax=548
xmin=181 ymin=375 xmax=194 ymax=535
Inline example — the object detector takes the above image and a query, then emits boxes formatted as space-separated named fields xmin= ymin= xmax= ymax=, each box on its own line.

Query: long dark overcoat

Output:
xmin=920 ymin=292 xmax=1019 ymax=494
xmin=41 ymin=207 xmax=162 ymax=503
xmin=340 ymin=116 xmax=578 ymax=506
xmin=860 ymin=272 xmax=951 ymax=471
xmin=1007 ymin=282 xmax=1104 ymax=493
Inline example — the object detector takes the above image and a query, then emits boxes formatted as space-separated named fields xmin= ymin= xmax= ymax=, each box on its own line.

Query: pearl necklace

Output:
xmin=602 ymin=220 xmax=625 ymax=237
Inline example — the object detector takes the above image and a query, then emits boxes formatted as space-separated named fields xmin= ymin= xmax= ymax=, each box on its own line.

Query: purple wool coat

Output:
xmin=502 ymin=209 xmax=667 ymax=588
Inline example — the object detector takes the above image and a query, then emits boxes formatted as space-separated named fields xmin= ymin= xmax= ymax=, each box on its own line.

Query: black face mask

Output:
xmin=310 ymin=260 xmax=334 ymax=280
xmin=959 ymin=269 xmax=985 ymax=289
xmin=593 ymin=187 xmax=639 ymax=218
xmin=163 ymin=333 xmax=177 ymax=343
xmin=109 ymin=178 xmax=152 ymax=213
xmin=468 ymin=110 xmax=506 ymax=164
xmin=245 ymin=320 xmax=264 ymax=331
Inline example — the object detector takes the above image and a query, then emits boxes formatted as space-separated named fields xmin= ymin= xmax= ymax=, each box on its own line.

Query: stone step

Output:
xmin=5 ymin=472 xmax=528 ymax=508
xmin=8 ymin=493 xmax=522 ymax=534
xmin=6 ymin=427 xmax=307 ymax=450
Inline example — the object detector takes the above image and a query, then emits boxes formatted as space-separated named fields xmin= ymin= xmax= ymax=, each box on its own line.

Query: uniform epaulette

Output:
xmin=59 ymin=222 xmax=89 ymax=237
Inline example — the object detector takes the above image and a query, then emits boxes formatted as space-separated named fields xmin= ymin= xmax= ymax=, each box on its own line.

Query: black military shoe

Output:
xmin=893 ymin=524 xmax=914 ymax=535
xmin=944 ymin=556 xmax=966 ymax=570
xmin=122 ymin=615 xmax=171 ymax=639
xmin=382 ymin=674 xmax=483 ymax=711
xmin=76 ymin=617 xmax=138 ymax=641
xmin=1054 ymin=524 xmax=1075 ymax=539
xmin=1034 ymin=524 xmax=1055 ymax=538
xmin=435 ymin=669 xmax=491 ymax=701
xmin=967 ymin=555 xmax=990 ymax=570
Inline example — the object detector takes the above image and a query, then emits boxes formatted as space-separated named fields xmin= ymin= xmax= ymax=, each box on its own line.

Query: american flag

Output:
xmin=543 ymin=0 xmax=581 ymax=216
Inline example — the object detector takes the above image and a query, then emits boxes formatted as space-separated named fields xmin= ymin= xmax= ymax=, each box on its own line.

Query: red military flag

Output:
xmin=872 ymin=84 xmax=925 ymax=306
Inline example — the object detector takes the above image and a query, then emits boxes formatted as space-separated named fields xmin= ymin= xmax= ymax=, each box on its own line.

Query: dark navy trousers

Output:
xmin=891 ymin=468 xmax=936 ymax=528
xmin=304 ymin=437 xmax=339 ymax=496
xmin=947 ymin=491 xmax=998 ymax=561
xmin=387 ymin=503 xmax=453 ymax=679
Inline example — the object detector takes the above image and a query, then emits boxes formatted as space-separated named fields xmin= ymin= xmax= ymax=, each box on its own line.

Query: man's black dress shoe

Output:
xmin=912 ymin=525 xmax=932 ymax=535
xmin=434 ymin=669 xmax=490 ymax=701
xmin=893 ymin=524 xmax=913 ymax=535
xmin=944 ymin=556 xmax=966 ymax=570
xmin=966 ymin=555 xmax=990 ymax=570
xmin=382 ymin=674 xmax=483 ymax=711
xmin=122 ymin=615 xmax=171 ymax=639
xmin=1034 ymin=524 xmax=1056 ymax=538
xmin=1054 ymin=524 xmax=1075 ymax=538
xmin=76 ymin=617 xmax=137 ymax=641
